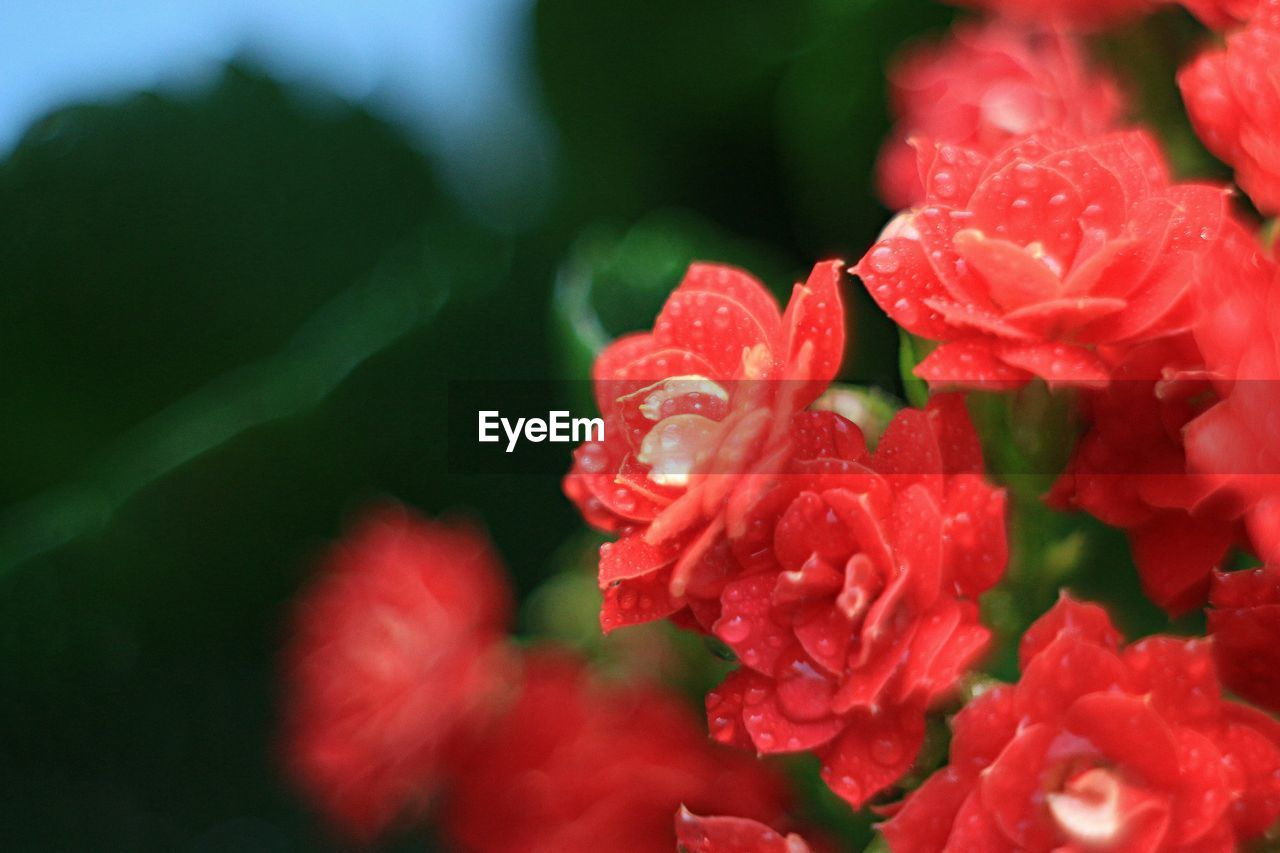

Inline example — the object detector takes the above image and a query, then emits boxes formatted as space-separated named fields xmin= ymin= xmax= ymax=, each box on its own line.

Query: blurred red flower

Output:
xmin=1180 ymin=0 xmax=1280 ymax=215
xmin=442 ymin=651 xmax=792 ymax=853
xmin=856 ymin=131 xmax=1229 ymax=390
xmin=282 ymin=506 xmax=514 ymax=840
xmin=881 ymin=594 xmax=1280 ymax=851
xmin=564 ymin=260 xmax=845 ymax=633
xmin=1185 ymin=221 xmax=1280 ymax=567
xmin=942 ymin=0 xmax=1157 ymax=31
xmin=675 ymin=808 xmax=814 ymax=853
xmin=1052 ymin=217 xmax=1275 ymax=614
xmin=1178 ymin=0 xmax=1260 ymax=27
xmin=1047 ymin=336 xmax=1236 ymax=613
xmin=705 ymin=395 xmax=1006 ymax=808
xmin=877 ymin=23 xmax=1125 ymax=209
xmin=1210 ymin=564 xmax=1280 ymax=714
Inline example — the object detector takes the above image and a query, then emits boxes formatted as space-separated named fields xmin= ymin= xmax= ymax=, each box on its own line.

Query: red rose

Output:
xmin=1209 ymin=564 xmax=1280 ymax=713
xmin=675 ymin=808 xmax=814 ymax=853
xmin=877 ymin=23 xmax=1125 ymax=209
xmin=705 ymin=395 xmax=1007 ymax=808
xmin=282 ymin=506 xmax=515 ymax=840
xmin=942 ymin=0 xmax=1157 ymax=31
xmin=564 ymin=261 xmax=845 ymax=632
xmin=442 ymin=651 xmax=792 ymax=853
xmin=1180 ymin=0 xmax=1280 ymax=215
xmin=856 ymin=131 xmax=1229 ymax=390
xmin=881 ymin=594 xmax=1280 ymax=852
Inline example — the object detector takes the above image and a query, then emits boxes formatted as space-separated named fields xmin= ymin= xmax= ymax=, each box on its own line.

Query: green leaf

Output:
xmin=897 ymin=331 xmax=930 ymax=409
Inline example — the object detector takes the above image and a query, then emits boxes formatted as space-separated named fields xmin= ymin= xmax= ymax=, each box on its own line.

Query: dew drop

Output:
xmin=868 ymin=246 xmax=901 ymax=274
xmin=718 ymin=615 xmax=751 ymax=644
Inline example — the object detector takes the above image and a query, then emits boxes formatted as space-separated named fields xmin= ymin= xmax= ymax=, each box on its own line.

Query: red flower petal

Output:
xmin=1123 ymin=636 xmax=1222 ymax=728
xmin=675 ymin=808 xmax=812 ymax=853
xmin=1169 ymin=728 xmax=1233 ymax=845
xmin=600 ymin=570 xmax=683 ymax=634
xmin=978 ymin=722 xmax=1060 ymax=850
xmin=1015 ymin=634 xmax=1131 ymax=724
xmin=781 ymin=260 xmax=847 ymax=404
xmin=599 ymin=532 xmax=679 ymax=586
xmin=878 ymin=768 xmax=972 ymax=853
xmin=653 ymin=287 xmax=777 ymax=377
xmin=714 ymin=573 xmax=791 ymax=675
xmin=915 ymin=339 xmax=1032 ymax=390
xmin=950 ymin=685 xmax=1019 ymax=774
xmin=706 ymin=668 xmax=758 ymax=750
xmin=856 ymin=236 xmax=957 ymax=340
xmin=1128 ymin=511 xmax=1231 ymax=615
xmin=968 ymin=160 xmax=1084 ymax=272
xmin=682 ymin=262 xmax=785 ymax=340
xmin=995 ymin=341 xmax=1110 ymax=388
xmin=1019 ymin=592 xmax=1120 ymax=668
xmin=942 ymin=475 xmax=1008 ymax=596
xmin=1063 ymin=692 xmax=1180 ymax=784
xmin=819 ymin=708 xmax=927 ymax=808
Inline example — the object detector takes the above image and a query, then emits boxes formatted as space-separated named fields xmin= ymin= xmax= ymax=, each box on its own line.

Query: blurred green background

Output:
xmin=0 ymin=0 xmax=1214 ymax=849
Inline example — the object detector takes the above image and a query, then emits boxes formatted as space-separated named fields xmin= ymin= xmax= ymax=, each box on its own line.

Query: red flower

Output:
xmin=1048 ymin=336 xmax=1236 ymax=614
xmin=1185 ymin=221 xmax=1280 ymax=566
xmin=942 ymin=0 xmax=1157 ymax=31
xmin=564 ymin=261 xmax=846 ymax=633
xmin=1209 ymin=564 xmax=1280 ymax=713
xmin=877 ymin=23 xmax=1125 ymax=209
xmin=881 ymin=594 xmax=1280 ymax=852
xmin=282 ymin=506 xmax=514 ymax=840
xmin=855 ymin=131 xmax=1229 ymax=390
xmin=705 ymin=395 xmax=1007 ymax=808
xmin=1053 ymin=218 xmax=1274 ymax=614
xmin=1178 ymin=0 xmax=1260 ymax=27
xmin=442 ymin=651 xmax=792 ymax=853
xmin=1180 ymin=0 xmax=1280 ymax=215
xmin=675 ymin=808 xmax=814 ymax=853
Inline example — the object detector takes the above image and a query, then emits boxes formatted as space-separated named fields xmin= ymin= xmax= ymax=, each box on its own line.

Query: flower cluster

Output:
xmin=283 ymin=507 xmax=792 ymax=847
xmin=282 ymin=1 xmax=1280 ymax=849
xmin=566 ymin=265 xmax=1008 ymax=806
xmin=881 ymin=595 xmax=1280 ymax=851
